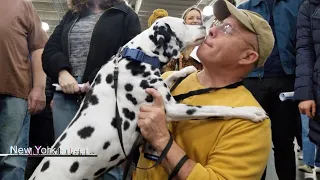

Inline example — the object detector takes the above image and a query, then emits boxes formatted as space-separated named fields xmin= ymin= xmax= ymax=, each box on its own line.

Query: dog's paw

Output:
xmin=233 ymin=106 xmax=268 ymax=122
xmin=179 ymin=66 xmax=197 ymax=75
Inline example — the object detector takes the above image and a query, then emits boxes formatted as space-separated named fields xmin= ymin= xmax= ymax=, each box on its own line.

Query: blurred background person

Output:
xmin=294 ymin=0 xmax=320 ymax=175
xmin=147 ymin=8 xmax=168 ymax=28
xmin=0 ymin=0 xmax=48 ymax=179
xmin=162 ymin=6 xmax=203 ymax=72
xmin=41 ymin=0 xmax=141 ymax=179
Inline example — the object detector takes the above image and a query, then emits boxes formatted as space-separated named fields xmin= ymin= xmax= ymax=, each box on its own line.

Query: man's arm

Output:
xmin=25 ymin=1 xmax=48 ymax=114
xmin=31 ymin=49 xmax=46 ymax=89
xmin=138 ymin=89 xmax=272 ymax=180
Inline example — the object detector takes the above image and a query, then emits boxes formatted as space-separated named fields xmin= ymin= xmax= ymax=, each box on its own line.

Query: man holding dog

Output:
xmin=134 ymin=0 xmax=274 ymax=179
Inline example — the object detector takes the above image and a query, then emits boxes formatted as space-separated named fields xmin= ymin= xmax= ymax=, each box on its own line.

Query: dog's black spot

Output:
xmin=140 ymin=80 xmax=150 ymax=89
xmin=151 ymin=66 xmax=157 ymax=71
xmin=124 ymin=121 xmax=130 ymax=131
xmin=143 ymin=72 xmax=151 ymax=77
xmin=109 ymin=154 xmax=120 ymax=162
xmin=145 ymin=94 xmax=153 ymax=102
xmin=122 ymin=108 xmax=135 ymax=120
xmin=80 ymin=88 xmax=94 ymax=111
xmin=186 ymin=109 xmax=197 ymax=115
xmin=103 ymin=142 xmax=110 ymax=150
xmin=131 ymin=41 xmax=134 ymax=44
xmin=152 ymin=51 xmax=160 ymax=55
xmin=150 ymin=79 xmax=157 ymax=84
xmin=126 ymin=94 xmax=137 ymax=105
xmin=106 ymin=74 xmax=113 ymax=84
xmin=154 ymin=71 xmax=161 ymax=77
xmin=137 ymin=47 xmax=142 ymax=50
xmin=126 ymin=61 xmax=146 ymax=76
xmin=125 ymin=84 xmax=133 ymax=91
xmin=172 ymin=49 xmax=178 ymax=56
xmin=81 ymin=101 xmax=89 ymax=112
xmin=60 ymin=133 xmax=67 ymax=141
xmin=111 ymin=117 xmax=116 ymax=128
xmin=70 ymin=161 xmax=79 ymax=173
xmin=89 ymin=95 xmax=99 ymax=105
xmin=158 ymin=78 xmax=163 ymax=81
xmin=77 ymin=126 xmax=95 ymax=139
xmin=197 ymin=106 xmax=202 ymax=108
xmin=163 ymin=83 xmax=168 ymax=88
xmin=33 ymin=177 xmax=36 ymax=180
xmin=84 ymin=113 xmax=87 ymax=116
xmin=41 ymin=161 xmax=50 ymax=172
xmin=95 ymin=74 xmax=102 ymax=84
xmin=166 ymin=93 xmax=171 ymax=101
xmin=94 ymin=168 xmax=106 ymax=176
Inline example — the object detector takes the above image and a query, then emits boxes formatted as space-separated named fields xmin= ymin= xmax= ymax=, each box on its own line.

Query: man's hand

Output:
xmin=28 ymin=87 xmax=46 ymax=115
xmin=299 ymin=100 xmax=316 ymax=119
xmin=138 ymin=88 xmax=170 ymax=152
xmin=58 ymin=70 xmax=79 ymax=94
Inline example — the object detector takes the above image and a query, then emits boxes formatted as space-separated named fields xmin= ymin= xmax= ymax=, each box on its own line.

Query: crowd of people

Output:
xmin=1 ymin=0 xmax=320 ymax=179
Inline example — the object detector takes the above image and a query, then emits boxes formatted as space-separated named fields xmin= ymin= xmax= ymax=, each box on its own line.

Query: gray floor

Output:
xmin=265 ymin=140 xmax=320 ymax=180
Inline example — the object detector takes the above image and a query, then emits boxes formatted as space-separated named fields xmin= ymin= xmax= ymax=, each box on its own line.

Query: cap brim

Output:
xmin=214 ymin=0 xmax=255 ymax=33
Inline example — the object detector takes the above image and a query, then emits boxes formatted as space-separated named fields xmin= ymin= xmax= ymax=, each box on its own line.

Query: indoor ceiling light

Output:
xmin=42 ymin=22 xmax=49 ymax=32
xmin=203 ymin=5 xmax=213 ymax=16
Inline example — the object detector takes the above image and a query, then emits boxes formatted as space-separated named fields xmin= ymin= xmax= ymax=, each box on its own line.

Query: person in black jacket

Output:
xmin=42 ymin=0 xmax=141 ymax=179
xmin=294 ymin=0 xmax=320 ymax=174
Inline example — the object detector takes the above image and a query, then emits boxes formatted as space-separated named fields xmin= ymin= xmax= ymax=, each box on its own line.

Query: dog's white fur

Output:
xmin=29 ymin=17 xmax=268 ymax=180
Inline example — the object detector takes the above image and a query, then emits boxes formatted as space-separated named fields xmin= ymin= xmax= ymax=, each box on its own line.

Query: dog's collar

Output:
xmin=121 ymin=47 xmax=161 ymax=68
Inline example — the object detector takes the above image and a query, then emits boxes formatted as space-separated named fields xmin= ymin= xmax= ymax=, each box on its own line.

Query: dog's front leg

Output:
xmin=164 ymin=66 xmax=197 ymax=88
xmin=164 ymin=103 xmax=268 ymax=123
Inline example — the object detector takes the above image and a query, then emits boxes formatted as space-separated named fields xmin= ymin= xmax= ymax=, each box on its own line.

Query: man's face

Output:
xmin=197 ymin=16 xmax=256 ymax=68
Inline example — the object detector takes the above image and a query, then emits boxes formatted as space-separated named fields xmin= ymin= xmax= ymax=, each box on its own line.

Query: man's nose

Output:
xmin=209 ymin=26 xmax=218 ymax=38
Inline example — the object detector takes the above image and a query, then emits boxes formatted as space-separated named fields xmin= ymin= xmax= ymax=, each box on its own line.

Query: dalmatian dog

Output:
xmin=29 ymin=16 xmax=268 ymax=180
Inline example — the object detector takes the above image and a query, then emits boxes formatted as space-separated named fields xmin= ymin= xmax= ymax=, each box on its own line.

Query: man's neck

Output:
xmin=197 ymin=68 xmax=244 ymax=88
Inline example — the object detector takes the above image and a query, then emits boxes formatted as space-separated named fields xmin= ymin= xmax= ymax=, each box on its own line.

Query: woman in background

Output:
xmin=162 ymin=6 xmax=204 ymax=72
xmin=42 ymin=0 xmax=141 ymax=179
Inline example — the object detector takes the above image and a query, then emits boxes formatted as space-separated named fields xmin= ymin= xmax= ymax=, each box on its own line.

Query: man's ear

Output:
xmin=239 ymin=49 xmax=259 ymax=66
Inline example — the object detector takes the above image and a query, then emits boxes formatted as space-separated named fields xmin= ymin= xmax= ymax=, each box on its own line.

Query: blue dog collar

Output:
xmin=121 ymin=47 xmax=161 ymax=69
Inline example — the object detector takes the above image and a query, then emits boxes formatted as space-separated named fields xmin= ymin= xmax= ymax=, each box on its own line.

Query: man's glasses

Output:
xmin=210 ymin=19 xmax=256 ymax=51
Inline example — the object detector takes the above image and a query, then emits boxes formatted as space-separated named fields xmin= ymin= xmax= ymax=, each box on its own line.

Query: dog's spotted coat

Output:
xmin=29 ymin=17 xmax=268 ymax=180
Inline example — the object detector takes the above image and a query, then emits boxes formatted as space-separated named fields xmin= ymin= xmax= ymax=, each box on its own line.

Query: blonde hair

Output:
xmin=181 ymin=6 xmax=203 ymax=23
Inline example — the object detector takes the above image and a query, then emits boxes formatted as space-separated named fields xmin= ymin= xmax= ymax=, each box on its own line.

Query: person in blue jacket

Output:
xmin=294 ymin=0 xmax=320 ymax=174
xmin=237 ymin=0 xmax=304 ymax=179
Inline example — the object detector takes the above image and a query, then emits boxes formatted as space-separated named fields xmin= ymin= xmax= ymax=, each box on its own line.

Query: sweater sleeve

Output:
xmin=186 ymin=119 xmax=271 ymax=180
xmin=42 ymin=11 xmax=73 ymax=83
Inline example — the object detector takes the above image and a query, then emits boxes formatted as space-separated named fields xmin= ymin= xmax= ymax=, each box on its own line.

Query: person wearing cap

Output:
xmin=237 ymin=0 xmax=304 ymax=179
xmin=148 ymin=9 xmax=169 ymax=28
xmin=133 ymin=0 xmax=274 ymax=179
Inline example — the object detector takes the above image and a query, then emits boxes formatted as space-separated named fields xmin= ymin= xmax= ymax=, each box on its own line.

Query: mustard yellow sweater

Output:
xmin=133 ymin=72 xmax=271 ymax=180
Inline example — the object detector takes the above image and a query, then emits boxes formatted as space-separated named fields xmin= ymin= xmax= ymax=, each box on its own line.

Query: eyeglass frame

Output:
xmin=210 ymin=19 xmax=257 ymax=52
